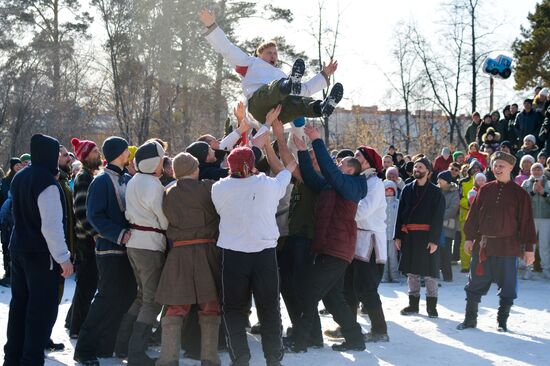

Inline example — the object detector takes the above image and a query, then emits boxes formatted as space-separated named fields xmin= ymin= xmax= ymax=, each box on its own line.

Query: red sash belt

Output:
xmin=130 ymin=224 xmax=166 ymax=235
xmin=173 ymin=239 xmax=216 ymax=247
xmin=401 ymin=224 xmax=431 ymax=233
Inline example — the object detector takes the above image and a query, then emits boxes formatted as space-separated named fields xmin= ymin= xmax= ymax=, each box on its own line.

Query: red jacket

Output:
xmin=433 ymin=155 xmax=453 ymax=173
xmin=312 ymin=189 xmax=358 ymax=263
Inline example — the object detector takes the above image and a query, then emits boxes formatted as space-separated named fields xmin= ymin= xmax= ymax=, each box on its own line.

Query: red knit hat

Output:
xmin=227 ymin=146 xmax=256 ymax=177
xmin=357 ymin=146 xmax=383 ymax=173
xmin=71 ymin=137 xmax=97 ymax=162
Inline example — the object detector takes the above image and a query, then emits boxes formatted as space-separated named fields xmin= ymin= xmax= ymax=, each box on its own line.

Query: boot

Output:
xmin=320 ymin=83 xmax=344 ymax=117
xmin=497 ymin=301 xmax=512 ymax=332
xmin=364 ymin=307 xmax=389 ymax=342
xmin=400 ymin=295 xmax=420 ymax=315
xmin=115 ymin=313 xmax=137 ymax=358
xmin=199 ymin=315 xmax=221 ymax=366
xmin=156 ymin=316 xmax=183 ymax=366
xmin=426 ymin=297 xmax=438 ymax=318
xmin=332 ymin=325 xmax=365 ymax=352
xmin=45 ymin=339 xmax=65 ymax=351
xmin=456 ymin=301 xmax=478 ymax=330
xmin=128 ymin=321 xmax=156 ymax=366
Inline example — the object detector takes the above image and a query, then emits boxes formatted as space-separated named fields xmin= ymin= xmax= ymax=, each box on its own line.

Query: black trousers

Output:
xmin=68 ymin=237 xmax=98 ymax=336
xmin=439 ymin=237 xmax=453 ymax=281
xmin=465 ymin=252 xmax=518 ymax=305
xmin=278 ymin=236 xmax=316 ymax=326
xmin=452 ymin=230 xmax=461 ymax=262
xmin=4 ymin=252 xmax=60 ymax=366
xmin=75 ymin=254 xmax=137 ymax=358
xmin=1 ymin=225 xmax=12 ymax=277
xmin=293 ymin=254 xmax=363 ymax=346
xmin=344 ymin=253 xmax=384 ymax=318
xmin=221 ymin=248 xmax=283 ymax=364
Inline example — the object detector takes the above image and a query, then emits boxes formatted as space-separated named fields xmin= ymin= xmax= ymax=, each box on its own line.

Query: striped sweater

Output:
xmin=73 ymin=167 xmax=97 ymax=240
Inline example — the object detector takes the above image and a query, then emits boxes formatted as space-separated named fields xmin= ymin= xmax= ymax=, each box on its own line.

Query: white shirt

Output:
xmin=37 ymin=185 xmax=71 ymax=264
xmin=212 ymin=170 xmax=291 ymax=252
xmin=125 ymin=173 xmax=169 ymax=252
xmin=354 ymin=174 xmax=388 ymax=263
xmin=205 ymin=25 xmax=328 ymax=99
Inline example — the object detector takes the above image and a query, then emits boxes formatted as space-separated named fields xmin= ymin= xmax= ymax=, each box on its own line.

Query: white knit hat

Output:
xmin=523 ymin=134 xmax=537 ymax=145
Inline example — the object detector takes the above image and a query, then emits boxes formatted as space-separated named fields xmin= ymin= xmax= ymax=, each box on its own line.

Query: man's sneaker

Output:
xmin=321 ymin=83 xmax=344 ymax=117
xmin=364 ymin=332 xmax=389 ymax=343
xmin=290 ymin=58 xmax=305 ymax=95
xmin=331 ymin=340 xmax=365 ymax=352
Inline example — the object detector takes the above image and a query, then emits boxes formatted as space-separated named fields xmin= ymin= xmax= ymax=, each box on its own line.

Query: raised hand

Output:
xmin=272 ymin=119 xmax=285 ymax=140
xmin=234 ymin=101 xmax=246 ymax=123
xmin=292 ymin=134 xmax=308 ymax=151
xmin=304 ymin=124 xmax=321 ymax=141
xmin=198 ymin=9 xmax=216 ymax=27
xmin=251 ymin=131 xmax=270 ymax=150
xmin=265 ymin=104 xmax=282 ymax=127
xmin=322 ymin=59 xmax=338 ymax=77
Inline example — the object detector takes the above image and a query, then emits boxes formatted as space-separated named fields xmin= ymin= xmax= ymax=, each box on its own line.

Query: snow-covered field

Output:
xmin=0 ymin=265 xmax=549 ymax=366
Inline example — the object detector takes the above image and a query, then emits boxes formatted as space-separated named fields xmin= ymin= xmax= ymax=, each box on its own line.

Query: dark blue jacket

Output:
xmin=298 ymin=139 xmax=368 ymax=203
xmin=87 ymin=165 xmax=131 ymax=256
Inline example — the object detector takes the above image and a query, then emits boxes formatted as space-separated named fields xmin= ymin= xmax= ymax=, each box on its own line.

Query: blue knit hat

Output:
xmin=102 ymin=136 xmax=129 ymax=163
xmin=437 ymin=170 xmax=453 ymax=184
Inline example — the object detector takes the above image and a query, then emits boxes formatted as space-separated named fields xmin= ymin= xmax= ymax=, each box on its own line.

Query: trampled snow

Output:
xmin=0 ymin=266 xmax=549 ymax=365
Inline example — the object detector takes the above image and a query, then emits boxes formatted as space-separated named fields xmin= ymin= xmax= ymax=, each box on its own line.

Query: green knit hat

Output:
xmin=19 ymin=153 xmax=31 ymax=162
xmin=452 ymin=151 xmax=464 ymax=161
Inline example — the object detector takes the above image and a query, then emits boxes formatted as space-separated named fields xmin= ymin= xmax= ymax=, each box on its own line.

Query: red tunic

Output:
xmin=464 ymin=180 xmax=537 ymax=257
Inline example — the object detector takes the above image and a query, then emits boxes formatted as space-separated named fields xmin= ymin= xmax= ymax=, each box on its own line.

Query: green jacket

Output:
xmin=59 ymin=171 xmax=77 ymax=257
xmin=521 ymin=176 xmax=550 ymax=219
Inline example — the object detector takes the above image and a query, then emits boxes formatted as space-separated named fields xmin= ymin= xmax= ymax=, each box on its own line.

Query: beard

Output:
xmin=84 ymin=157 xmax=102 ymax=171
xmin=413 ymin=171 xmax=426 ymax=179
xmin=60 ymin=163 xmax=71 ymax=175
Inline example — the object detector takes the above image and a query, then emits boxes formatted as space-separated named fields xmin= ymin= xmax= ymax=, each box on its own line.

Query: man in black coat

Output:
xmin=395 ymin=158 xmax=445 ymax=318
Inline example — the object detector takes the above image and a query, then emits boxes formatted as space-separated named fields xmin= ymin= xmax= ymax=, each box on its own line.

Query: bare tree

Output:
xmin=311 ymin=0 xmax=341 ymax=143
xmin=385 ymin=22 xmax=423 ymax=153
xmin=408 ymin=12 xmax=468 ymax=148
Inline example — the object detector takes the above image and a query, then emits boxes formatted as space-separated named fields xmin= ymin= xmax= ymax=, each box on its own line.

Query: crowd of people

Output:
xmin=0 ymin=11 xmax=549 ymax=366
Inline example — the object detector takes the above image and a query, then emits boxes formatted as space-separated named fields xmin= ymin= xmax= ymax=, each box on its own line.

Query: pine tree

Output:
xmin=512 ymin=0 xmax=550 ymax=90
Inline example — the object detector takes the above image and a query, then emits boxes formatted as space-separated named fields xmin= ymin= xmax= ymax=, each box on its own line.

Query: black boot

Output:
xmin=497 ymin=301 xmax=512 ymax=332
xmin=332 ymin=325 xmax=365 ymax=352
xmin=457 ymin=301 xmax=478 ymax=330
xmin=114 ymin=313 xmax=137 ymax=358
xmin=278 ymin=58 xmax=305 ymax=96
xmin=46 ymin=339 xmax=65 ymax=351
xmin=320 ymin=83 xmax=344 ymax=117
xmin=400 ymin=295 xmax=420 ymax=315
xmin=127 ymin=321 xmax=156 ymax=366
xmin=426 ymin=297 xmax=438 ymax=318
xmin=364 ymin=306 xmax=389 ymax=342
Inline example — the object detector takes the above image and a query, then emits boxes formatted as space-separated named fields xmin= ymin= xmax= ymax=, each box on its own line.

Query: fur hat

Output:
xmin=482 ymin=127 xmax=501 ymax=143
xmin=492 ymin=151 xmax=517 ymax=167
xmin=134 ymin=141 xmax=165 ymax=174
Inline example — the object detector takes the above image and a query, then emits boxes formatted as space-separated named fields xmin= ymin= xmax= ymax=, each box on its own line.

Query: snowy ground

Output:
xmin=0 ymin=265 xmax=549 ymax=366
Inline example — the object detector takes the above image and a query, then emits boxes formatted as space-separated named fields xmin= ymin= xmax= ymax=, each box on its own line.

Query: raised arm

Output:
xmin=200 ymin=9 xmax=253 ymax=68
xmin=295 ymin=135 xmax=326 ymax=193
xmin=272 ymin=120 xmax=303 ymax=182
